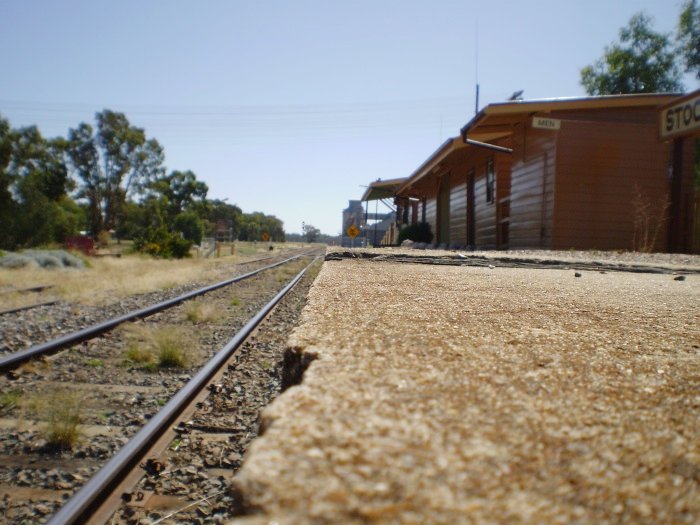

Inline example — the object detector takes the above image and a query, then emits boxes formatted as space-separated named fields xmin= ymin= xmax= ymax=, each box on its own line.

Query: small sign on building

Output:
xmin=660 ymin=90 xmax=700 ymax=140
xmin=532 ymin=117 xmax=561 ymax=130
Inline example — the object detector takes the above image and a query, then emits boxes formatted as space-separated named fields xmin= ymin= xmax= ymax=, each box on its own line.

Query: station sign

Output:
xmin=532 ymin=117 xmax=561 ymax=130
xmin=660 ymin=90 xmax=700 ymax=140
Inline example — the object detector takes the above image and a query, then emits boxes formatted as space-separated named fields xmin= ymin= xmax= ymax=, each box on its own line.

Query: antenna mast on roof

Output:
xmin=474 ymin=19 xmax=480 ymax=115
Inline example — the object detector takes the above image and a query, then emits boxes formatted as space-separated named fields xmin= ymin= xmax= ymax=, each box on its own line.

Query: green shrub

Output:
xmin=168 ymin=236 xmax=193 ymax=258
xmin=134 ymin=228 xmax=193 ymax=259
xmin=174 ymin=211 xmax=205 ymax=245
xmin=398 ymin=222 xmax=434 ymax=244
xmin=0 ymin=249 xmax=85 ymax=269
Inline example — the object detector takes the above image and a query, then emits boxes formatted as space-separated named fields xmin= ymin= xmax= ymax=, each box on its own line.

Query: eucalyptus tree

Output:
xmin=581 ymin=12 xmax=683 ymax=95
xmin=678 ymin=0 xmax=700 ymax=79
xmin=0 ymin=116 xmax=15 ymax=247
xmin=0 ymin=117 xmax=80 ymax=248
xmin=148 ymin=170 xmax=209 ymax=222
xmin=66 ymin=110 xmax=165 ymax=238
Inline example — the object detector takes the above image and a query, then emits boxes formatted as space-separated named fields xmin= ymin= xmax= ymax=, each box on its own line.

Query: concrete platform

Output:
xmin=231 ymin=249 xmax=700 ymax=524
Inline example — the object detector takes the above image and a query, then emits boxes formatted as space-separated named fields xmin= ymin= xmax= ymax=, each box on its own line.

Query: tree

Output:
xmin=0 ymin=116 xmax=17 ymax=248
xmin=66 ymin=110 xmax=165 ymax=238
xmin=174 ymin=211 xmax=205 ymax=245
xmin=302 ymin=223 xmax=321 ymax=243
xmin=678 ymin=0 xmax=700 ymax=79
xmin=11 ymin=129 xmax=75 ymax=246
xmin=66 ymin=123 xmax=102 ymax=235
xmin=237 ymin=212 xmax=285 ymax=242
xmin=134 ymin=170 xmax=209 ymax=246
xmin=195 ymin=199 xmax=242 ymax=240
xmin=581 ymin=13 xmax=683 ymax=95
xmin=0 ymin=119 xmax=81 ymax=249
xmin=148 ymin=170 xmax=208 ymax=221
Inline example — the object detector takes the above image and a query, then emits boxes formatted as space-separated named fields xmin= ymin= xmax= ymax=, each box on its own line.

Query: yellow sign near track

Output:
xmin=261 ymin=232 xmax=270 ymax=242
xmin=346 ymin=225 xmax=360 ymax=238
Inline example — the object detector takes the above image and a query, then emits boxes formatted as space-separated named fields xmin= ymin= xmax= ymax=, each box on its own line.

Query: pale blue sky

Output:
xmin=1 ymin=0 xmax=696 ymax=235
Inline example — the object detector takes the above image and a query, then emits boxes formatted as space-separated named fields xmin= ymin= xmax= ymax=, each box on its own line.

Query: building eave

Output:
xmin=461 ymin=93 xmax=682 ymax=142
xmin=396 ymin=137 xmax=467 ymax=195
xmin=361 ymin=177 xmax=409 ymax=201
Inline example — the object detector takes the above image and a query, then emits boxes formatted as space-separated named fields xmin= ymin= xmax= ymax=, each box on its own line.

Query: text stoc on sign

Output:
xmin=661 ymin=92 xmax=700 ymax=140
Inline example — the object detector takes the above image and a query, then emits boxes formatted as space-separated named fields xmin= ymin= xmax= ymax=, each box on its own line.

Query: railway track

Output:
xmin=0 ymin=250 xmax=313 ymax=372
xmin=0 ymin=251 xmax=323 ymax=523
xmin=0 ymin=248 xmax=314 ymax=360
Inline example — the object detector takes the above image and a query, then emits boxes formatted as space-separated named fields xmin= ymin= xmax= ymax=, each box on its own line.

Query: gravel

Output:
xmin=229 ymin=251 xmax=700 ymax=524
xmin=110 ymin=261 xmax=321 ymax=524
xmin=0 ymin=256 xmax=319 ymax=524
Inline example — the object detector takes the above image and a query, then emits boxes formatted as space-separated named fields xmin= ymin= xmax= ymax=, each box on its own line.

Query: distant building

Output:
xmin=341 ymin=200 xmax=366 ymax=247
xmin=360 ymin=178 xmax=406 ymax=247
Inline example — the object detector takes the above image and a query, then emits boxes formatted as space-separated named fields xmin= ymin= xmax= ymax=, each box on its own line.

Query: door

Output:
xmin=438 ymin=174 xmax=450 ymax=245
xmin=467 ymin=170 xmax=475 ymax=247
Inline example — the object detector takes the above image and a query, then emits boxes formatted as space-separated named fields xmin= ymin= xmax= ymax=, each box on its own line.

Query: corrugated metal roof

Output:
xmin=396 ymin=137 xmax=467 ymax=195
xmin=461 ymin=93 xmax=682 ymax=141
xmin=361 ymin=177 xmax=408 ymax=201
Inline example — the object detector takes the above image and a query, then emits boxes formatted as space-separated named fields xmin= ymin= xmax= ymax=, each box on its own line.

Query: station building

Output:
xmin=393 ymin=93 xmax=699 ymax=253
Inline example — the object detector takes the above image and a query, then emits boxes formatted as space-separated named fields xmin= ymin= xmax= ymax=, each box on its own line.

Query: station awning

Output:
xmin=361 ymin=177 xmax=408 ymax=201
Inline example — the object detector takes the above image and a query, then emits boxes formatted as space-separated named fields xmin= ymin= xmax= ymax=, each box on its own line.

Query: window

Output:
xmin=486 ymin=159 xmax=495 ymax=204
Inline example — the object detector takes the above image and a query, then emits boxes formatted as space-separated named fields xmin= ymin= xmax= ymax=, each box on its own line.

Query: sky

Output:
xmin=1 ymin=0 xmax=697 ymax=235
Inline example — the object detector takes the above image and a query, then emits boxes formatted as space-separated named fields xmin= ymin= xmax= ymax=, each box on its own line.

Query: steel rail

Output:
xmin=0 ymin=300 xmax=59 ymax=316
xmin=0 ymin=252 xmax=310 ymax=372
xmin=46 ymin=257 xmax=318 ymax=525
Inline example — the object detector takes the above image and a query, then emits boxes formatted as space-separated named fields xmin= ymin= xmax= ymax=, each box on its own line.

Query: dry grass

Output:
xmin=632 ymin=187 xmax=670 ymax=253
xmin=122 ymin=324 xmax=197 ymax=369
xmin=0 ymin=290 xmax=28 ymax=311
xmin=273 ymin=260 xmax=308 ymax=284
xmin=230 ymin=294 xmax=242 ymax=307
xmin=23 ymin=389 xmax=84 ymax=450
xmin=183 ymin=299 xmax=219 ymax=324
xmin=0 ymin=390 xmax=21 ymax=414
xmin=0 ymin=242 xmax=307 ymax=307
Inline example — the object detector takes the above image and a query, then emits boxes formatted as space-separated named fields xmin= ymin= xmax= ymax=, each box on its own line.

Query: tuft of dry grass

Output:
xmin=273 ymin=265 xmax=301 ymax=284
xmin=23 ymin=389 xmax=84 ymax=449
xmin=183 ymin=299 xmax=219 ymax=324
xmin=632 ymin=187 xmax=670 ymax=253
xmin=0 ymin=390 xmax=22 ymax=414
xmin=122 ymin=324 xmax=197 ymax=369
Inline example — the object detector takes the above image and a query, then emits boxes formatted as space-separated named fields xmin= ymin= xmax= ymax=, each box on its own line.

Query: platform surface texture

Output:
xmin=231 ymin=250 xmax=699 ymax=524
